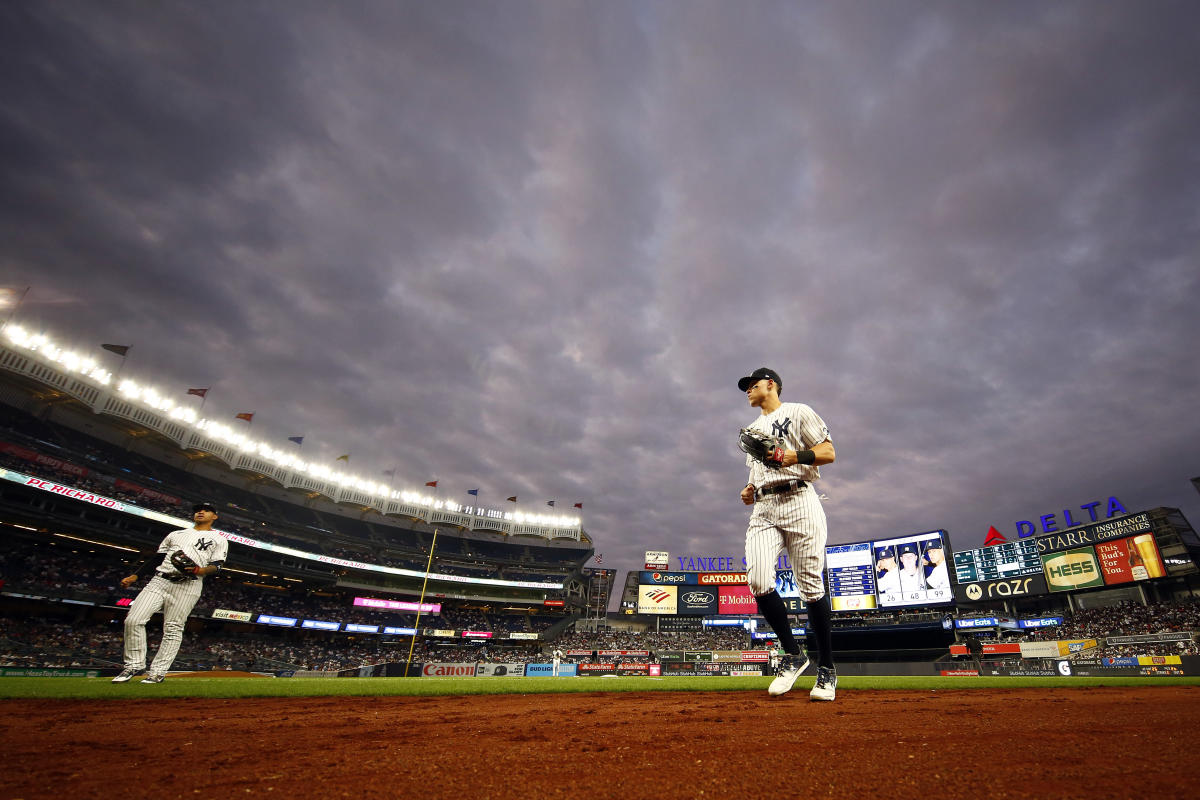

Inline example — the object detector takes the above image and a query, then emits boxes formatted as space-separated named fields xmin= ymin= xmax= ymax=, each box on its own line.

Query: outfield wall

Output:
xmin=332 ymin=654 xmax=1200 ymax=679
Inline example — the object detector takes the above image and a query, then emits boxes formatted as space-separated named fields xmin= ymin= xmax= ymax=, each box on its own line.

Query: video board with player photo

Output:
xmin=871 ymin=530 xmax=953 ymax=608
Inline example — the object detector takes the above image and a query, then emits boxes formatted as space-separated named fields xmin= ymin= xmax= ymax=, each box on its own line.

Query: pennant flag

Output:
xmin=335 ymin=454 xmax=350 ymax=462
xmin=287 ymin=436 xmax=304 ymax=445
xmin=101 ymin=343 xmax=130 ymax=356
xmin=382 ymin=469 xmax=395 ymax=478
xmin=187 ymin=388 xmax=208 ymax=398
xmin=425 ymin=480 xmax=438 ymax=487
xmin=506 ymin=496 xmax=517 ymax=502
xmin=546 ymin=500 xmax=556 ymax=507
xmin=467 ymin=489 xmax=479 ymax=497
xmin=574 ymin=502 xmax=583 ymax=509
xmin=235 ymin=412 xmax=254 ymax=422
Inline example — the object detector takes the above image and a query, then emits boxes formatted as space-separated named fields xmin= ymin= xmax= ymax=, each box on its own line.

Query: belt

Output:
xmin=755 ymin=479 xmax=807 ymax=500
xmin=157 ymin=572 xmax=197 ymax=583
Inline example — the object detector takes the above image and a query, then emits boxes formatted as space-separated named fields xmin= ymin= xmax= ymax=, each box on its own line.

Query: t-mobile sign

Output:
xmin=353 ymin=597 xmax=442 ymax=613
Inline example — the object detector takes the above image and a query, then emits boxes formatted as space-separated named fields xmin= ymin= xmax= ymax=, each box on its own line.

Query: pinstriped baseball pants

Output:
xmin=745 ymin=484 xmax=827 ymax=601
xmin=123 ymin=575 xmax=203 ymax=674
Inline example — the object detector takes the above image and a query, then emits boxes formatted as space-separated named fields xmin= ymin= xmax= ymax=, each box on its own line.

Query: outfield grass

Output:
xmin=1 ymin=674 xmax=1198 ymax=700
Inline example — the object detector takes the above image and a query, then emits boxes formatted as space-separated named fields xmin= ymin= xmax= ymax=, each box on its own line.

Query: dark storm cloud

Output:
xmin=2 ymin=1 xmax=1198 ymax=576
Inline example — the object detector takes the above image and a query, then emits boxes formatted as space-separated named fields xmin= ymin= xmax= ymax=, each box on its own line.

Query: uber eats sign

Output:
xmin=1041 ymin=547 xmax=1105 ymax=592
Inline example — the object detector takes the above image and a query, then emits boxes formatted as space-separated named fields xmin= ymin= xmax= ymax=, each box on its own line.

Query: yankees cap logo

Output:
xmin=771 ymin=418 xmax=792 ymax=438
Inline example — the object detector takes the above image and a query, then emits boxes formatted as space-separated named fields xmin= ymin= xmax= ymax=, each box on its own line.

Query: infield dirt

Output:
xmin=3 ymin=687 xmax=1198 ymax=799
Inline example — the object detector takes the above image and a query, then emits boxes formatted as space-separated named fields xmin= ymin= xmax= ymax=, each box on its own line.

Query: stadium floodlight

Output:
xmin=3 ymin=324 xmax=587 ymax=536
xmin=4 ymin=329 xmax=114 ymax=384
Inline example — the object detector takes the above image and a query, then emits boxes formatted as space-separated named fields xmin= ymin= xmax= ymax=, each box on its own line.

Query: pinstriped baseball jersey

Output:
xmin=122 ymin=527 xmax=227 ymax=675
xmin=152 ymin=528 xmax=229 ymax=577
xmin=744 ymin=403 xmax=832 ymax=601
xmin=743 ymin=403 xmax=830 ymax=487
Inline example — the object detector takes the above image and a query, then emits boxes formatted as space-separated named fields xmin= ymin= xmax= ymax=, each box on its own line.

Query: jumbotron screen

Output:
xmin=866 ymin=530 xmax=953 ymax=608
xmin=825 ymin=542 xmax=878 ymax=611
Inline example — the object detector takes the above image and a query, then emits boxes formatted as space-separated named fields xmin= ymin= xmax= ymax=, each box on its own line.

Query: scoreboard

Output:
xmin=953 ymin=539 xmax=1042 ymax=583
xmin=826 ymin=542 xmax=878 ymax=611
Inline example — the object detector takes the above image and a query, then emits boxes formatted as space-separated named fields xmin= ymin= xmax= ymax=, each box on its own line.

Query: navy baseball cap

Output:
xmin=899 ymin=544 xmax=918 ymax=557
xmin=738 ymin=367 xmax=782 ymax=392
xmin=875 ymin=547 xmax=894 ymax=560
xmin=192 ymin=502 xmax=218 ymax=513
xmin=923 ymin=539 xmax=943 ymax=551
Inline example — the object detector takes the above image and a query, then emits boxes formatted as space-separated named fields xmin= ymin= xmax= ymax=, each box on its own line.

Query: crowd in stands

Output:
xmin=0 ymin=450 xmax=185 ymax=517
xmin=1 ymin=411 xmax=584 ymax=584
xmin=2 ymin=444 xmax=560 ymax=582
xmin=554 ymin=628 xmax=752 ymax=654
xmin=830 ymin=608 xmax=945 ymax=627
xmin=0 ymin=541 xmax=564 ymax=635
xmin=0 ymin=615 xmax=754 ymax=672
xmin=5 ymin=596 xmax=1199 ymax=671
xmin=1093 ymin=641 xmax=1199 ymax=657
xmin=1022 ymin=600 xmax=1200 ymax=642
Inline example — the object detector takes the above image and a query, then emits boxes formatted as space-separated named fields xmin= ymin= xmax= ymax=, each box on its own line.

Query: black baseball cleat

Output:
xmin=810 ymin=666 xmax=837 ymax=701
xmin=111 ymin=668 xmax=143 ymax=683
xmin=140 ymin=673 xmax=165 ymax=684
xmin=767 ymin=650 xmax=812 ymax=696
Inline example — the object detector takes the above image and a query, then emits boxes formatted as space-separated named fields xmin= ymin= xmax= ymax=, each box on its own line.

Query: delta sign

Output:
xmin=1007 ymin=496 xmax=1128 ymax=539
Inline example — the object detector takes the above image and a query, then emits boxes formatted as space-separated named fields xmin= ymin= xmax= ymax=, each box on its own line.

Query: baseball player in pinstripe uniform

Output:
xmin=111 ymin=502 xmax=228 ymax=684
xmin=737 ymin=367 xmax=839 ymax=700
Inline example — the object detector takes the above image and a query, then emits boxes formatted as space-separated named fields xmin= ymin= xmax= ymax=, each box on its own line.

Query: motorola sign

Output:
xmin=954 ymin=573 xmax=1049 ymax=603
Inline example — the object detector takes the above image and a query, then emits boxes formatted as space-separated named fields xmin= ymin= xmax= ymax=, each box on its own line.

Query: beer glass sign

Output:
xmin=1095 ymin=535 xmax=1167 ymax=585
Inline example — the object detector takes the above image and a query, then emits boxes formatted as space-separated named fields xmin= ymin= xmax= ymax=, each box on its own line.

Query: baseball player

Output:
xmin=768 ymin=643 xmax=782 ymax=672
xmin=897 ymin=543 xmax=926 ymax=596
xmin=875 ymin=546 xmax=901 ymax=597
xmin=111 ymin=502 xmax=229 ymax=684
xmin=922 ymin=540 xmax=950 ymax=590
xmin=736 ymin=367 xmax=838 ymax=701
xmin=552 ymin=647 xmax=564 ymax=676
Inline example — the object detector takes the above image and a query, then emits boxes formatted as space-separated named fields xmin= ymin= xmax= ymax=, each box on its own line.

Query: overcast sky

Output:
xmin=3 ymin=1 xmax=1198 ymax=573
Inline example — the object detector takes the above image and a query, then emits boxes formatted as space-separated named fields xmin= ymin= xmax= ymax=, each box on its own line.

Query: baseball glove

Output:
xmin=738 ymin=427 xmax=787 ymax=469
xmin=169 ymin=550 xmax=199 ymax=577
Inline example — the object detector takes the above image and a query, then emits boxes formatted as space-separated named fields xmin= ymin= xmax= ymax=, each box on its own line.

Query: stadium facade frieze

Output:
xmin=0 ymin=337 xmax=580 ymax=541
